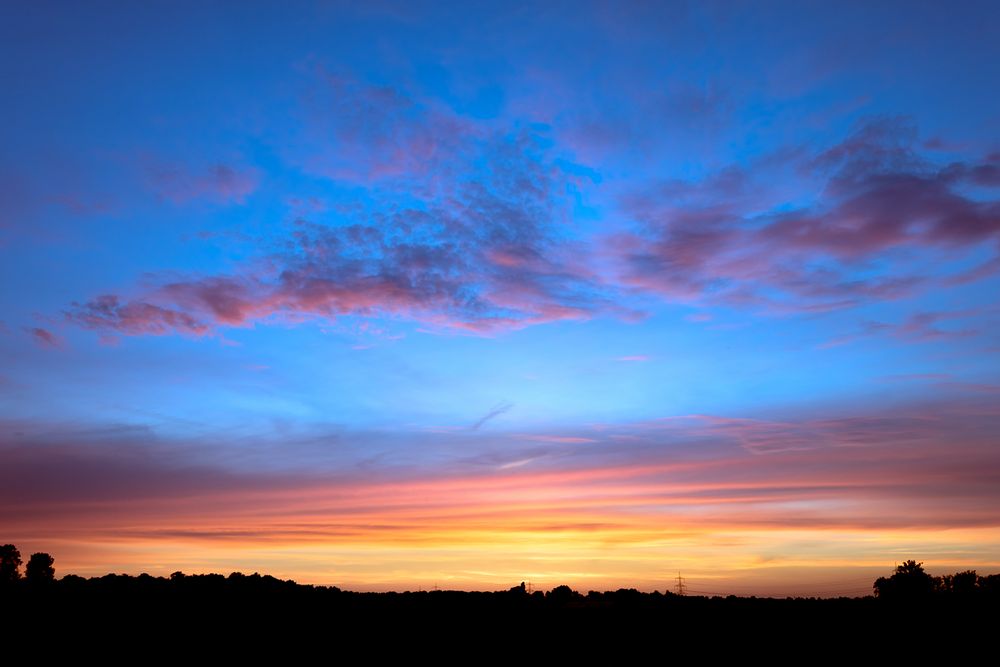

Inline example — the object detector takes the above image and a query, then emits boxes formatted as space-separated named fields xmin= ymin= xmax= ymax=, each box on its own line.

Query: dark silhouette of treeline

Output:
xmin=873 ymin=559 xmax=1000 ymax=600
xmin=4 ymin=545 xmax=997 ymax=602
xmin=2 ymin=545 xmax=997 ymax=655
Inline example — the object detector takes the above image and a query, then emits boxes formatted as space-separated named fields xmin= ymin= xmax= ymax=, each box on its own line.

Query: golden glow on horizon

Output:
xmin=8 ymin=457 xmax=1000 ymax=596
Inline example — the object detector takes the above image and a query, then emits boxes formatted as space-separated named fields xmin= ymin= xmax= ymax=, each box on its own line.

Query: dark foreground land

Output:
xmin=4 ymin=571 xmax=999 ymax=658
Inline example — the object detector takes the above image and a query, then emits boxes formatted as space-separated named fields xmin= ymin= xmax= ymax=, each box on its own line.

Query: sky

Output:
xmin=1 ymin=0 xmax=999 ymax=596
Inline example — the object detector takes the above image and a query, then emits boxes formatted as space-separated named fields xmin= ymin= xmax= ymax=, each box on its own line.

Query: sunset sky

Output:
xmin=2 ymin=1 xmax=999 ymax=596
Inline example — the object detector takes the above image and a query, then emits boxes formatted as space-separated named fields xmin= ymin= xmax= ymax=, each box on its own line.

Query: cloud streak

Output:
xmin=471 ymin=401 xmax=513 ymax=430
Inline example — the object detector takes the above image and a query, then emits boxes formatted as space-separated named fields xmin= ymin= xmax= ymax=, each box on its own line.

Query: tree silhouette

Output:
xmin=25 ymin=552 xmax=55 ymax=584
xmin=873 ymin=560 xmax=936 ymax=600
xmin=0 ymin=544 xmax=22 ymax=584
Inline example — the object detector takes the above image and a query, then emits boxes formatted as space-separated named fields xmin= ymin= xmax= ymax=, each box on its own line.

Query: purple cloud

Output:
xmin=612 ymin=117 xmax=1000 ymax=313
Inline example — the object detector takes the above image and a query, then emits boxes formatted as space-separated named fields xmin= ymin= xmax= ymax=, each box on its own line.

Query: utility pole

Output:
xmin=676 ymin=572 xmax=686 ymax=596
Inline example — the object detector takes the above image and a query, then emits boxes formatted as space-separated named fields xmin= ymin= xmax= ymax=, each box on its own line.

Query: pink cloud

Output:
xmin=25 ymin=326 xmax=62 ymax=348
xmin=66 ymin=294 xmax=210 ymax=336
xmin=67 ymin=126 xmax=609 ymax=337
xmin=616 ymin=355 xmax=650 ymax=362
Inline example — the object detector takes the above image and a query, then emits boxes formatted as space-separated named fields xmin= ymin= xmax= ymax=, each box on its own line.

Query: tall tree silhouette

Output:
xmin=25 ymin=553 xmax=55 ymax=584
xmin=0 ymin=545 xmax=21 ymax=583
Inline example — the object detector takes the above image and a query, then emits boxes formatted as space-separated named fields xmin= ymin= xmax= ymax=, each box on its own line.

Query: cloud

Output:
xmin=471 ymin=401 xmax=513 ymax=430
xmin=611 ymin=117 xmax=1000 ymax=314
xmin=24 ymin=326 xmax=61 ymax=348
xmin=60 ymin=109 xmax=1000 ymax=341
xmin=68 ymin=116 xmax=611 ymax=336
xmin=818 ymin=309 xmax=983 ymax=348
xmin=0 ymin=441 xmax=252 ymax=507
xmin=893 ymin=311 xmax=981 ymax=342
xmin=616 ymin=355 xmax=649 ymax=362
xmin=672 ymin=413 xmax=935 ymax=455
xmin=66 ymin=295 xmax=210 ymax=336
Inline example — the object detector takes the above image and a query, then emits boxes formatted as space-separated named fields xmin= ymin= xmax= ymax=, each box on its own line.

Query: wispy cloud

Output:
xmin=471 ymin=401 xmax=513 ymax=430
xmin=819 ymin=309 xmax=985 ymax=348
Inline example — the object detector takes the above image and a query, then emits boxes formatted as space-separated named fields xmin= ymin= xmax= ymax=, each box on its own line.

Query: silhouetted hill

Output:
xmin=2 ymin=552 xmax=998 ymax=658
